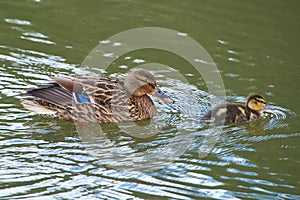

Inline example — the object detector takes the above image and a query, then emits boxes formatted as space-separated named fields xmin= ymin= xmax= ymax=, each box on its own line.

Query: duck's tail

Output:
xmin=26 ymin=83 xmax=73 ymax=107
xmin=21 ymin=83 xmax=73 ymax=118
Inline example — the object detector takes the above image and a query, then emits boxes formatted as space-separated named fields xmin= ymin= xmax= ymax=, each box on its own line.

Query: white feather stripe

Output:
xmin=21 ymin=99 xmax=56 ymax=115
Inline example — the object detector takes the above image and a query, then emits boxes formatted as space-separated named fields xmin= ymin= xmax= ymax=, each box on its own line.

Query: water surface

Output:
xmin=0 ymin=0 xmax=299 ymax=199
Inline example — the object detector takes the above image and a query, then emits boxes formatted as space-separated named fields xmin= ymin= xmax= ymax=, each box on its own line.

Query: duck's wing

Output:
xmin=26 ymin=83 xmax=72 ymax=108
xmin=53 ymin=76 xmax=117 ymax=93
xmin=52 ymin=76 xmax=122 ymax=104
xmin=25 ymin=76 xmax=119 ymax=107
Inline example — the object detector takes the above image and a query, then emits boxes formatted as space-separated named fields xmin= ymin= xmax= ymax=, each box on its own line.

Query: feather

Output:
xmin=26 ymin=83 xmax=72 ymax=108
xmin=21 ymin=99 xmax=56 ymax=115
xmin=75 ymin=93 xmax=90 ymax=103
xmin=21 ymin=69 xmax=169 ymax=123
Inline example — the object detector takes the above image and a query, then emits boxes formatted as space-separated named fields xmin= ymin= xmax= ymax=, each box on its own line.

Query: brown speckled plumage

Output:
xmin=22 ymin=69 xmax=173 ymax=123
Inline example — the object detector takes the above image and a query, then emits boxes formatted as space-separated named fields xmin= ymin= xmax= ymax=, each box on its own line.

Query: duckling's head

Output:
xmin=247 ymin=94 xmax=266 ymax=111
xmin=124 ymin=68 xmax=174 ymax=103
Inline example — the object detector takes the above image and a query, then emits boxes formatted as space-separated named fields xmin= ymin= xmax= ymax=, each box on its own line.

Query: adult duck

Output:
xmin=22 ymin=69 xmax=174 ymax=123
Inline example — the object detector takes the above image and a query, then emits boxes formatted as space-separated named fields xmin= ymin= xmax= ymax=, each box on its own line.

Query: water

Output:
xmin=1 ymin=0 xmax=299 ymax=199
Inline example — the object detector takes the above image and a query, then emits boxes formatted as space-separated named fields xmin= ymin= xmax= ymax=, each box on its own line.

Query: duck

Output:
xmin=202 ymin=93 xmax=267 ymax=125
xmin=21 ymin=69 xmax=174 ymax=123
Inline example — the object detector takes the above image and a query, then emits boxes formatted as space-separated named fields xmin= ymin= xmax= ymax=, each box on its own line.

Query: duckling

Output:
xmin=202 ymin=94 xmax=267 ymax=125
xmin=21 ymin=69 xmax=174 ymax=123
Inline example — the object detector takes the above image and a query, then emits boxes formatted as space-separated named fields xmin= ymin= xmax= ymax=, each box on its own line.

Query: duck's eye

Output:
xmin=149 ymin=83 xmax=155 ymax=89
xmin=138 ymin=78 xmax=148 ymax=83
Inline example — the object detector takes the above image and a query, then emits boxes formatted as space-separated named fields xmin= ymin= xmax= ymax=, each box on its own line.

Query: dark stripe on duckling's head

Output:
xmin=247 ymin=93 xmax=266 ymax=111
xmin=255 ymin=98 xmax=266 ymax=104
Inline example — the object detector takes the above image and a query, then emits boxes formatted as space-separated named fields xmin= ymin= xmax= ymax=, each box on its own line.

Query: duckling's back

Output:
xmin=202 ymin=103 xmax=248 ymax=125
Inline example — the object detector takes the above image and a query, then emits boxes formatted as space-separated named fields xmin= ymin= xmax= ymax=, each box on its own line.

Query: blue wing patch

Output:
xmin=76 ymin=93 xmax=90 ymax=103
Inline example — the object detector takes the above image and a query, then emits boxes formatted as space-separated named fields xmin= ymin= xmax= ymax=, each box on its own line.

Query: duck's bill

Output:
xmin=153 ymin=88 xmax=174 ymax=104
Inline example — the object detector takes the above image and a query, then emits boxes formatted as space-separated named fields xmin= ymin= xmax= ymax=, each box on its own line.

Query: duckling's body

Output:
xmin=22 ymin=69 xmax=173 ymax=123
xmin=202 ymin=94 xmax=266 ymax=125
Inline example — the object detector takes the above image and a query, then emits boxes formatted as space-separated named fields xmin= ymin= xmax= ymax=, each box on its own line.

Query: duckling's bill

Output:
xmin=263 ymin=104 xmax=271 ymax=110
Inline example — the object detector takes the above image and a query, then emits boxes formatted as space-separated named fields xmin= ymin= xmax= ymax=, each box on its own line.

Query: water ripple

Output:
xmin=20 ymin=36 xmax=56 ymax=45
xmin=0 ymin=40 xmax=299 ymax=200
xmin=5 ymin=18 xmax=31 ymax=26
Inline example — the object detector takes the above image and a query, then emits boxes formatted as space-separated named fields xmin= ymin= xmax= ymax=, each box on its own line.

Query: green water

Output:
xmin=0 ymin=0 xmax=299 ymax=199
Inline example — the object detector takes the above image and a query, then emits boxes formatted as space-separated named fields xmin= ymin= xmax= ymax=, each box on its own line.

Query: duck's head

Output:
xmin=124 ymin=68 xmax=174 ymax=103
xmin=247 ymin=93 xmax=267 ymax=111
